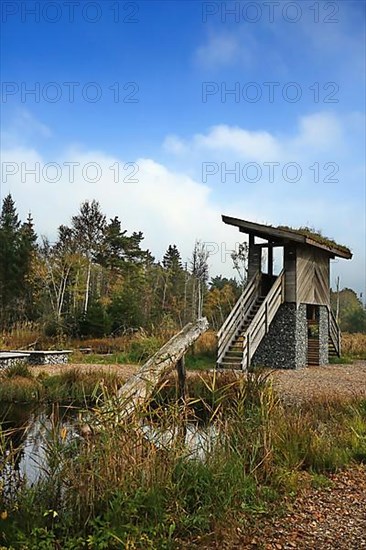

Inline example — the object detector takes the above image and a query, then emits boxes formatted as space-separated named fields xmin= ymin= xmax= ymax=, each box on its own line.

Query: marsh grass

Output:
xmin=342 ymin=332 xmax=366 ymax=359
xmin=1 ymin=373 xmax=366 ymax=549
xmin=42 ymin=369 xmax=124 ymax=405
xmin=0 ymin=362 xmax=42 ymax=404
xmin=0 ymin=368 xmax=124 ymax=405
xmin=0 ymin=376 xmax=42 ymax=403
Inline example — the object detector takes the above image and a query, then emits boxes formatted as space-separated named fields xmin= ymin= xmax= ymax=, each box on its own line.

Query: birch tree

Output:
xmin=71 ymin=200 xmax=106 ymax=313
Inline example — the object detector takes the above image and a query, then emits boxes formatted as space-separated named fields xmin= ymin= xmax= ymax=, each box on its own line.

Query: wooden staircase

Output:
xmin=219 ymin=296 xmax=266 ymax=368
xmin=217 ymin=271 xmax=285 ymax=370
xmin=307 ymin=309 xmax=341 ymax=365
xmin=307 ymin=339 xmax=320 ymax=365
xmin=307 ymin=319 xmax=319 ymax=366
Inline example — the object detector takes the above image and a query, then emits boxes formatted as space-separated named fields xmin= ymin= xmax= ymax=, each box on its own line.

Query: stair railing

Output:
xmin=327 ymin=306 xmax=341 ymax=357
xmin=217 ymin=272 xmax=261 ymax=366
xmin=242 ymin=270 xmax=285 ymax=370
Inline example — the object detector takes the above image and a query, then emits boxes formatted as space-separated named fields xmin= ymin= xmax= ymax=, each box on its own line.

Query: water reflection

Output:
xmin=0 ymin=403 xmax=82 ymax=486
xmin=1 ymin=402 xmax=219 ymax=494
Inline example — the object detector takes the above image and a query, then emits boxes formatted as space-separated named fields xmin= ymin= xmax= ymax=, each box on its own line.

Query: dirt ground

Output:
xmin=197 ymin=464 xmax=366 ymax=550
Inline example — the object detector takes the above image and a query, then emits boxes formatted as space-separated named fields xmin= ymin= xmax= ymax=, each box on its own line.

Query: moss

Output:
xmin=277 ymin=225 xmax=351 ymax=255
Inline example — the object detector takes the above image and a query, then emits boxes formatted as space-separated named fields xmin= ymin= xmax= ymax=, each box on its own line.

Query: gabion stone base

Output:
xmin=318 ymin=305 xmax=329 ymax=365
xmin=27 ymin=351 xmax=72 ymax=365
xmin=0 ymin=353 xmax=30 ymax=370
xmin=251 ymin=303 xmax=307 ymax=370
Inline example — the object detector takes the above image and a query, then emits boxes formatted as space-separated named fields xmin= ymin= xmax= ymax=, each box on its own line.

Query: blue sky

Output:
xmin=1 ymin=0 xmax=365 ymax=296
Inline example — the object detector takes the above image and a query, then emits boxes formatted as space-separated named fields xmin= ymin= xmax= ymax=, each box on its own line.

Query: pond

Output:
xmin=0 ymin=402 xmax=218 ymax=491
xmin=0 ymin=403 xmax=83 ymax=487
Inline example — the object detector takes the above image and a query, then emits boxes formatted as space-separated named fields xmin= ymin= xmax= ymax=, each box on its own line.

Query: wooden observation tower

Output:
xmin=217 ymin=216 xmax=352 ymax=370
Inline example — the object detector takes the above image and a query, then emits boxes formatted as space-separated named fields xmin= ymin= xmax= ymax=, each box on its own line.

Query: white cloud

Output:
xmin=163 ymin=135 xmax=188 ymax=155
xmin=195 ymin=31 xmax=255 ymax=69
xmin=1 ymin=111 xmax=364 ymax=293
xmin=1 ymin=109 xmax=51 ymax=148
xmin=163 ymin=112 xmax=347 ymax=163
xmin=293 ymin=112 xmax=343 ymax=151
xmin=0 ymin=145 xmax=242 ymax=274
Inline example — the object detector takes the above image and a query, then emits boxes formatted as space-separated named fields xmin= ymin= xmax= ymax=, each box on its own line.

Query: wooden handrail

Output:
xmin=327 ymin=305 xmax=341 ymax=356
xmin=242 ymin=270 xmax=285 ymax=370
xmin=217 ymin=272 xmax=261 ymax=364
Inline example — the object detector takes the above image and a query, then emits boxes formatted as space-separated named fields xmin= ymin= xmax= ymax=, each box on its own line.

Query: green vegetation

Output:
xmin=331 ymin=288 xmax=366 ymax=334
xmin=1 ymin=373 xmax=366 ymax=549
xmin=277 ymin=224 xmax=351 ymax=255
xmin=0 ymin=368 xmax=124 ymax=405
xmin=0 ymin=195 xmax=240 ymax=344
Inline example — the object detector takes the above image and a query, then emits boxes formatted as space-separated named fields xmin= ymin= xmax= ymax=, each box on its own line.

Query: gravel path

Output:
xmin=270 ymin=361 xmax=366 ymax=403
xmin=238 ymin=465 xmax=366 ymax=550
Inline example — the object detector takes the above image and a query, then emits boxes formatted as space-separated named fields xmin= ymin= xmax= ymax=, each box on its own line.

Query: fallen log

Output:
xmin=116 ymin=318 xmax=209 ymax=418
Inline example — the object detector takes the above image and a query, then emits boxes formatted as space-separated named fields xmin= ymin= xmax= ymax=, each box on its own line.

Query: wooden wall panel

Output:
xmin=314 ymin=252 xmax=330 ymax=305
xmin=296 ymin=246 xmax=330 ymax=305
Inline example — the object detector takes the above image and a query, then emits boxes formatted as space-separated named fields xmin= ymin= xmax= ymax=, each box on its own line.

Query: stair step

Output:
xmin=220 ymin=292 xmax=274 ymax=366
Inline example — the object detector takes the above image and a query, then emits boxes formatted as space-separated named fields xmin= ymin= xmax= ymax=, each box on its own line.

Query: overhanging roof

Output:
xmin=222 ymin=215 xmax=352 ymax=259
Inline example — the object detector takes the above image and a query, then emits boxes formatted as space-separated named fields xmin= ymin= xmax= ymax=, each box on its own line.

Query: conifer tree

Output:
xmin=0 ymin=195 xmax=37 ymax=324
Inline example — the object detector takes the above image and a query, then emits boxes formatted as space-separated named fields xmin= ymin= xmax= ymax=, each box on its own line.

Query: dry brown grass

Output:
xmin=192 ymin=330 xmax=217 ymax=354
xmin=342 ymin=333 xmax=366 ymax=358
xmin=1 ymin=322 xmax=43 ymax=350
xmin=71 ymin=335 xmax=133 ymax=354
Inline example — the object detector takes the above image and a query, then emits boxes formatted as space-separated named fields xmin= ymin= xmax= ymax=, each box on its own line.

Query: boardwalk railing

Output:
xmin=241 ymin=270 xmax=285 ymax=370
xmin=327 ymin=306 xmax=341 ymax=357
xmin=217 ymin=272 xmax=261 ymax=366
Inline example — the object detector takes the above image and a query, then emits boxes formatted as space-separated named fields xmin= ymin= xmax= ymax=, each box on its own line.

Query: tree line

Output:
xmin=1 ymin=194 xmax=365 ymax=338
xmin=0 ymin=195 xmax=240 ymax=337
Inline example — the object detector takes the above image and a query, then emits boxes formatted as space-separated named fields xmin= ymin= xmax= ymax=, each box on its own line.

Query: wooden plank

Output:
xmin=296 ymin=246 xmax=330 ymax=306
xmin=241 ymin=271 xmax=285 ymax=369
xmin=223 ymin=215 xmax=305 ymax=244
xmin=248 ymin=237 xmax=262 ymax=279
xmin=268 ymin=245 xmax=273 ymax=276
xmin=177 ymin=357 xmax=186 ymax=403
xmin=117 ymin=318 xmax=209 ymax=418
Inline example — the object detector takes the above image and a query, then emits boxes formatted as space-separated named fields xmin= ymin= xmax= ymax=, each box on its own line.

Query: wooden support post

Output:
xmin=268 ymin=244 xmax=273 ymax=277
xmin=177 ymin=355 xmax=188 ymax=441
xmin=176 ymin=356 xmax=186 ymax=404
xmin=248 ymin=234 xmax=261 ymax=279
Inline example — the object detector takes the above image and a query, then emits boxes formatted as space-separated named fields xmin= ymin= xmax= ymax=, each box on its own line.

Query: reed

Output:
xmin=1 ymin=373 xmax=365 ymax=549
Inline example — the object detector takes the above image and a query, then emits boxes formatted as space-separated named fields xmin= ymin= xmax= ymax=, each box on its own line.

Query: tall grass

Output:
xmin=342 ymin=332 xmax=366 ymax=359
xmin=0 ymin=368 xmax=125 ymax=405
xmin=1 ymin=373 xmax=365 ymax=549
xmin=0 ymin=362 xmax=42 ymax=403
